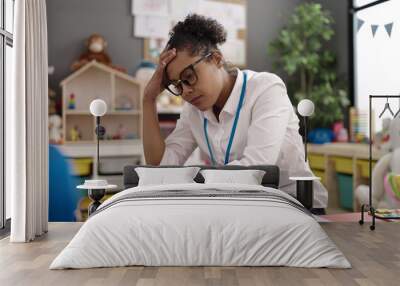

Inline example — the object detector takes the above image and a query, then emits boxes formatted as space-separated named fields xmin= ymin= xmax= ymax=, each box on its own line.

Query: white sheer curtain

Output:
xmin=8 ymin=0 xmax=48 ymax=242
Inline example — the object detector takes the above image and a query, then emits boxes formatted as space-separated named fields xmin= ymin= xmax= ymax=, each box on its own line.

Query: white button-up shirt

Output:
xmin=160 ymin=69 xmax=328 ymax=208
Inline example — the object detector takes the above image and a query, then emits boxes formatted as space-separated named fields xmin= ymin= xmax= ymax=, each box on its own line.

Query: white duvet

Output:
xmin=50 ymin=183 xmax=351 ymax=269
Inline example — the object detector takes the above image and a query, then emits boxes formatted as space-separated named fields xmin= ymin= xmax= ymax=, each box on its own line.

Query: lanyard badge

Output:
xmin=203 ymin=72 xmax=248 ymax=165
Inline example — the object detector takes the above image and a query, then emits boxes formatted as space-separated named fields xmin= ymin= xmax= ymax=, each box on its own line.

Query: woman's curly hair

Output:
xmin=167 ymin=14 xmax=227 ymax=56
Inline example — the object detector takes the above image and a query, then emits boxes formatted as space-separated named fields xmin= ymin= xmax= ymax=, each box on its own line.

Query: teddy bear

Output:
xmin=71 ymin=33 xmax=126 ymax=73
xmin=355 ymin=117 xmax=400 ymax=209
xmin=49 ymin=114 xmax=63 ymax=144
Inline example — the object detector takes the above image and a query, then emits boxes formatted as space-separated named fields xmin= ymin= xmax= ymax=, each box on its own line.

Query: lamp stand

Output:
xmin=87 ymin=116 xmax=107 ymax=216
xmin=304 ymin=116 xmax=308 ymax=162
xmin=291 ymin=115 xmax=315 ymax=210
xmin=88 ymin=188 xmax=106 ymax=216
xmin=95 ymin=116 xmax=106 ymax=176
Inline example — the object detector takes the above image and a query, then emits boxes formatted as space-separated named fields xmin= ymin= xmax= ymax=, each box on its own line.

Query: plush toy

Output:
xmin=117 ymin=124 xmax=127 ymax=139
xmin=48 ymin=88 xmax=57 ymax=115
xmin=333 ymin=121 xmax=349 ymax=142
xmin=68 ymin=93 xmax=76 ymax=110
xmin=355 ymin=117 xmax=400 ymax=209
xmin=374 ymin=118 xmax=391 ymax=150
xmin=49 ymin=114 xmax=63 ymax=144
xmin=69 ymin=125 xmax=81 ymax=142
xmin=71 ymin=33 xmax=126 ymax=73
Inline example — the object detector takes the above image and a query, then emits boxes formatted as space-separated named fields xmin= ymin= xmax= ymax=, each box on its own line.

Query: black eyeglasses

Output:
xmin=163 ymin=52 xmax=213 ymax=96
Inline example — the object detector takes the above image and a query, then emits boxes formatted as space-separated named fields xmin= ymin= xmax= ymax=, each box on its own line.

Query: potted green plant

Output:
xmin=268 ymin=3 xmax=349 ymax=131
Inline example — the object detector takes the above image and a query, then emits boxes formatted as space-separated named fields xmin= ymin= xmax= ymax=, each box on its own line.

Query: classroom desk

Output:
xmin=307 ymin=143 xmax=385 ymax=211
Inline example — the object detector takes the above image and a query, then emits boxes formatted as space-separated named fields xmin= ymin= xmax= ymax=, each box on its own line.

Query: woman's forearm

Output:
xmin=140 ymin=47 xmax=176 ymax=165
xmin=142 ymin=97 xmax=165 ymax=165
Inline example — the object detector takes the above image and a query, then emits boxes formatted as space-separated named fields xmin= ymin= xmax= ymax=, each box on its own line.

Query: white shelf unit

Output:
xmin=59 ymin=140 xmax=144 ymax=190
xmin=60 ymin=60 xmax=143 ymax=144
xmin=156 ymin=104 xmax=183 ymax=114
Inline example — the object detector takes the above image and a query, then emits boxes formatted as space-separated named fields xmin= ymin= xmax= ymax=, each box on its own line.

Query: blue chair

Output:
xmin=49 ymin=145 xmax=81 ymax=221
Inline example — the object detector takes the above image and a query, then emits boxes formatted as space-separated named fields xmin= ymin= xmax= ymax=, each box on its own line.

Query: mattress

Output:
xmin=50 ymin=183 xmax=351 ymax=269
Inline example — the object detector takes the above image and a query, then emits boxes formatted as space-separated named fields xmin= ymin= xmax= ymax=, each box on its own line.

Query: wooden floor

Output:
xmin=0 ymin=222 xmax=399 ymax=286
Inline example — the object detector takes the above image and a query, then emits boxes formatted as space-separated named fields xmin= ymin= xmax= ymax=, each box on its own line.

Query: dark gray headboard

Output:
xmin=123 ymin=165 xmax=280 ymax=189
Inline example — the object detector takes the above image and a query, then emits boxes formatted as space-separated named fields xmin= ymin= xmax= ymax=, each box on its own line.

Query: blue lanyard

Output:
xmin=203 ymin=72 xmax=247 ymax=165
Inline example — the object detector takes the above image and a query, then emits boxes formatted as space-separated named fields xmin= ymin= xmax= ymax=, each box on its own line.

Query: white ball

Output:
xmin=297 ymin=99 xmax=315 ymax=117
xmin=90 ymin=99 xmax=107 ymax=117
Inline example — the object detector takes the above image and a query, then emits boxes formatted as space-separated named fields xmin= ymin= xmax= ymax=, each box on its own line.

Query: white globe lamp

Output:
xmin=297 ymin=99 xmax=315 ymax=162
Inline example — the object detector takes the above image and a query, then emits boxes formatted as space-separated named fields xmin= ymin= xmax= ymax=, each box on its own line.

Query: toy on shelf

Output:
xmin=125 ymin=133 xmax=138 ymax=140
xmin=170 ymin=95 xmax=183 ymax=106
xmin=333 ymin=121 xmax=349 ymax=142
xmin=101 ymin=131 xmax=138 ymax=140
xmin=158 ymin=92 xmax=170 ymax=107
xmin=103 ymin=134 xmax=112 ymax=140
xmin=336 ymin=128 xmax=349 ymax=142
xmin=49 ymin=114 xmax=63 ymax=144
xmin=70 ymin=125 xmax=81 ymax=141
xmin=70 ymin=33 xmax=126 ymax=73
xmin=48 ymin=88 xmax=57 ymax=115
xmin=112 ymin=124 xmax=127 ymax=140
xmin=61 ymin=56 xmax=142 ymax=144
xmin=115 ymin=95 xmax=134 ymax=110
xmin=135 ymin=60 xmax=157 ymax=85
xmin=117 ymin=124 xmax=127 ymax=139
xmin=156 ymin=90 xmax=184 ymax=113
xmin=68 ymin=93 xmax=76 ymax=110
xmin=308 ymin=128 xmax=334 ymax=144
xmin=350 ymin=107 xmax=370 ymax=143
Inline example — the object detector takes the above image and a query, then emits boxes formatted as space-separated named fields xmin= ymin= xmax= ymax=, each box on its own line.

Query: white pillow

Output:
xmin=135 ymin=167 xmax=201 ymax=186
xmin=200 ymin=169 xmax=266 ymax=185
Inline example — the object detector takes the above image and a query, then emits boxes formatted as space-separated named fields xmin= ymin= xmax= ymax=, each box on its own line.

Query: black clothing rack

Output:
xmin=359 ymin=95 xmax=400 ymax=230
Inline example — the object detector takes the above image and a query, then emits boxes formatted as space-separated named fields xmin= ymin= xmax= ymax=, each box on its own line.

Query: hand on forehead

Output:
xmin=166 ymin=49 xmax=200 ymax=81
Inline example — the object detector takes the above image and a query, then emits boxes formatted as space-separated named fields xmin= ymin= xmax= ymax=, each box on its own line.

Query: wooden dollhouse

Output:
xmin=59 ymin=61 xmax=144 ymax=191
xmin=60 ymin=60 xmax=143 ymax=144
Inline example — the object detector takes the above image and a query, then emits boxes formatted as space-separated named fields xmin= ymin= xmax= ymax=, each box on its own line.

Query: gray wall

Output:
xmin=47 ymin=0 xmax=142 ymax=94
xmin=247 ymin=0 xmax=302 ymax=73
xmin=316 ymin=0 xmax=349 ymax=81
xmin=47 ymin=0 xmax=348 ymax=95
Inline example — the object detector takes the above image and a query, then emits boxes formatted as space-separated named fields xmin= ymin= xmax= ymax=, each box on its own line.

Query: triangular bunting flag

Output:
xmin=357 ymin=18 xmax=365 ymax=32
xmin=371 ymin=24 xmax=379 ymax=37
xmin=384 ymin=22 xmax=393 ymax=37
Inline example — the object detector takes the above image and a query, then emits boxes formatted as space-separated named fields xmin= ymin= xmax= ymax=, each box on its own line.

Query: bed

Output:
xmin=50 ymin=165 xmax=351 ymax=269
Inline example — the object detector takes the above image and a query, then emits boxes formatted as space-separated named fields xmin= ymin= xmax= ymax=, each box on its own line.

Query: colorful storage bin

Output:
xmin=337 ymin=173 xmax=353 ymax=210
xmin=333 ymin=156 xmax=353 ymax=175
xmin=71 ymin=158 xmax=92 ymax=177
xmin=357 ymin=159 xmax=377 ymax=178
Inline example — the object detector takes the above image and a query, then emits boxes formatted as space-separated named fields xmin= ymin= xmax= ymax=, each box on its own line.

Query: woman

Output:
xmin=142 ymin=14 xmax=328 ymax=212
